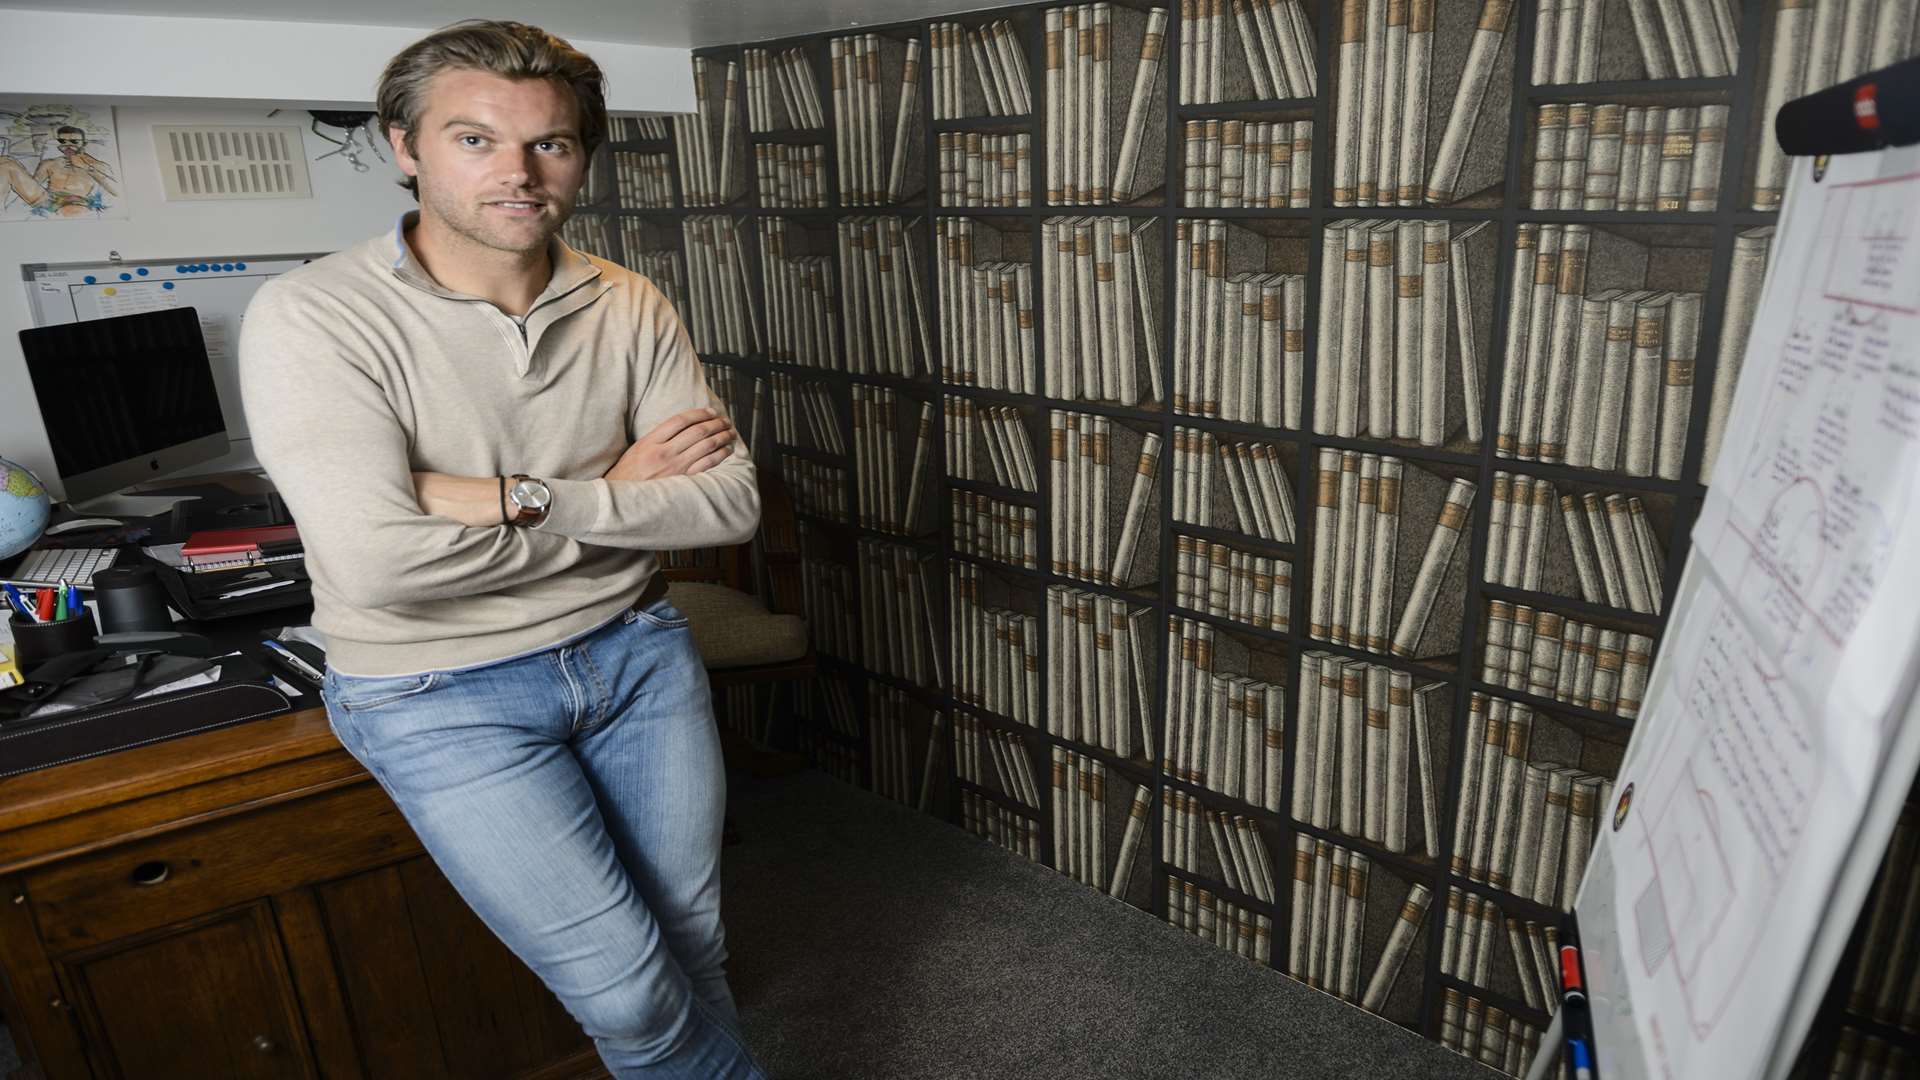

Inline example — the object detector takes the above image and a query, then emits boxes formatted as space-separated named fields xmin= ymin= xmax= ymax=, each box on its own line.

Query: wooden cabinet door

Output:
xmin=61 ymin=902 xmax=315 ymax=1079
xmin=316 ymin=855 xmax=595 ymax=1079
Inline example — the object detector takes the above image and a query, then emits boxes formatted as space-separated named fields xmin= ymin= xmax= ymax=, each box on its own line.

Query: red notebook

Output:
xmin=181 ymin=525 xmax=301 ymax=562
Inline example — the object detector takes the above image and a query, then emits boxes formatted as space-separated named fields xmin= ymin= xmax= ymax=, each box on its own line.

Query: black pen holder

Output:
xmin=10 ymin=612 xmax=98 ymax=673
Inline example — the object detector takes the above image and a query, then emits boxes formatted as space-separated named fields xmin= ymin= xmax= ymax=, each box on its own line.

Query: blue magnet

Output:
xmin=83 ymin=275 xmax=95 ymax=284
xmin=162 ymin=281 xmax=175 ymax=290
xmin=235 ymin=262 xmax=247 ymax=270
xmin=136 ymin=267 xmax=149 ymax=276
xmin=118 ymin=272 xmax=131 ymax=281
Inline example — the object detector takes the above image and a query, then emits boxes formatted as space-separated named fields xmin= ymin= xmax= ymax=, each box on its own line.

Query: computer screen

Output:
xmin=18 ymin=306 xmax=229 ymax=504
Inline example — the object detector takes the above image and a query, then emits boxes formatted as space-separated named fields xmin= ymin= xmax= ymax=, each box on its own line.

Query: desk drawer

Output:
xmin=24 ymin=780 xmax=421 ymax=952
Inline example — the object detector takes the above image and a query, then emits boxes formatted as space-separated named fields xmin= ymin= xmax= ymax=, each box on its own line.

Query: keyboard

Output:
xmin=5 ymin=546 xmax=121 ymax=589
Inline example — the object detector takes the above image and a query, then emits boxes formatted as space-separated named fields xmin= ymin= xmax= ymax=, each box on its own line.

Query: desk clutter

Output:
xmin=0 ymin=626 xmax=327 ymax=779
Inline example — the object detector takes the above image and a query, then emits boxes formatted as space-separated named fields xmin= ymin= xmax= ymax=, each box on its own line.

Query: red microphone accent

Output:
xmin=1856 ymin=84 xmax=1881 ymax=131
xmin=1560 ymin=945 xmax=1584 ymax=993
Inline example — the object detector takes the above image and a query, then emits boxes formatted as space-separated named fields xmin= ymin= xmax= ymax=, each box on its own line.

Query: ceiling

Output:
xmin=0 ymin=0 xmax=999 ymax=47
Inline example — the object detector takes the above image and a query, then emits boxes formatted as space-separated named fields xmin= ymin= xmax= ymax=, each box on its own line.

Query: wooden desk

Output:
xmin=0 ymin=707 xmax=603 ymax=1079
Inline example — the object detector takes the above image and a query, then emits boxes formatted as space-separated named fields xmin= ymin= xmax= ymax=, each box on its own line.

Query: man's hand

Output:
xmin=412 ymin=472 xmax=507 ymax=528
xmin=605 ymin=407 xmax=739 ymax=483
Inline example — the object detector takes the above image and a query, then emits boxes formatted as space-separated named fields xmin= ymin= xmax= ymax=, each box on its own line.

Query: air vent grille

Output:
xmin=155 ymin=125 xmax=312 ymax=200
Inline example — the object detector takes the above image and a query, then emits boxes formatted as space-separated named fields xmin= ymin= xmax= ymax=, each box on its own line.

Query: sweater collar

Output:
xmin=383 ymin=209 xmax=602 ymax=307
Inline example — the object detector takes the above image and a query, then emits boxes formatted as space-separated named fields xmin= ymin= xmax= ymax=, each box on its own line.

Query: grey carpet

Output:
xmin=722 ymin=770 xmax=1491 ymax=1080
xmin=0 ymin=771 xmax=1493 ymax=1079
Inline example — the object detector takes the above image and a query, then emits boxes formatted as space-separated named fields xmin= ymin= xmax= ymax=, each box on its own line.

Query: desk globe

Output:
xmin=0 ymin=459 xmax=51 ymax=559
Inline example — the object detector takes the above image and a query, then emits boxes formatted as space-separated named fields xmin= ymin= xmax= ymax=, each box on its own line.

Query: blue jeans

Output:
xmin=322 ymin=599 xmax=767 ymax=1079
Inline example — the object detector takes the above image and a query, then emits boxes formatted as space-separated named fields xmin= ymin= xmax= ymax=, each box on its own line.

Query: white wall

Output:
xmin=0 ymin=102 xmax=419 ymax=498
xmin=0 ymin=10 xmax=695 ymax=115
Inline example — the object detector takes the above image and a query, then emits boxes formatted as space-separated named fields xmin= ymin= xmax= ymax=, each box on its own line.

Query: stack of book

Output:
xmin=1485 ymin=474 xmax=1665 ymax=615
xmin=830 ymin=33 xmax=923 ymax=205
xmin=1437 ymin=984 xmax=1543 ymax=1075
xmin=769 ymin=372 xmax=845 ymax=453
xmin=744 ymin=45 xmax=827 ymax=132
xmin=1535 ymin=0 xmax=1738 ymax=83
xmin=558 ymin=216 xmax=613 ymax=260
xmin=937 ymin=219 xmax=1037 ymax=392
xmin=798 ymin=526 xmax=857 ymax=659
xmin=1529 ymin=103 xmax=1729 ymax=212
xmin=756 ymin=218 xmax=838 ymax=367
xmin=700 ymin=360 xmax=740 ymax=420
xmin=946 ymin=398 xmax=1039 ymax=491
xmin=956 ymin=713 xmax=1043 ymax=859
xmin=1052 ymin=750 xmax=1149 ymax=895
xmin=1177 ymin=0 xmax=1317 ymax=103
xmin=1439 ymin=887 xmax=1560 ymax=1020
xmin=1292 ymin=653 xmax=1445 ymax=856
xmin=930 ymin=19 xmax=1033 ymax=118
xmin=952 ymin=489 xmax=1038 ymax=568
xmin=1818 ymin=1028 xmax=1915 ymax=1078
xmin=1285 ymin=837 xmax=1391 ymax=1003
xmin=859 ymin=538 xmax=940 ymax=684
xmin=1046 ymin=586 xmax=1154 ymax=759
xmin=1835 ymin=800 xmax=1920 ymax=1053
xmin=937 ymin=131 xmax=1034 ymax=206
xmin=1314 ymin=219 xmax=1494 ymax=445
xmin=1044 ymin=4 xmax=1170 ymax=204
xmin=1175 ymin=220 xmax=1307 ymax=423
xmin=1752 ymin=0 xmax=1918 ymax=209
xmin=950 ymin=562 xmax=1040 ymax=724
xmin=801 ymin=676 xmax=861 ymax=782
xmin=1701 ymin=226 xmax=1774 ymax=482
xmin=1180 ymin=121 xmax=1313 ymax=207
xmin=620 ymin=228 xmax=681 ymax=287
xmin=1333 ymin=0 xmax=1512 ymax=208
xmin=608 ymin=116 xmax=670 ymax=141
xmin=1173 ymin=534 xmax=1291 ymax=633
xmin=178 ymin=525 xmax=302 ymax=572
xmin=852 ymin=385 xmax=934 ymax=535
xmin=1048 ymin=412 xmax=1162 ymax=587
xmin=681 ymin=216 xmax=759 ymax=356
xmin=838 ymin=217 xmax=930 ymax=377
xmin=1495 ymin=225 xmax=1704 ymax=481
xmin=1308 ymin=451 xmax=1475 ymax=660
xmin=612 ymin=151 xmax=674 ymax=208
xmin=755 ymin=143 xmax=827 ymax=208
xmin=1482 ymin=605 xmax=1653 ymax=721
xmin=1163 ymin=791 xmax=1278 ymax=962
xmin=786 ymin=454 xmax=851 ymax=522
xmin=676 ymin=57 xmax=740 ymax=207
xmin=1041 ymin=217 xmax=1161 ymax=405
xmin=1171 ymin=429 xmax=1295 ymax=542
xmin=867 ymin=684 xmax=938 ymax=808
xmin=1163 ymin=615 xmax=1285 ymax=812
xmin=1453 ymin=692 xmax=1617 ymax=909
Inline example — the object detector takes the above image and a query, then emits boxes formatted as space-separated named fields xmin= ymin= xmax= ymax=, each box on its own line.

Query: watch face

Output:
xmin=510 ymin=479 xmax=551 ymax=511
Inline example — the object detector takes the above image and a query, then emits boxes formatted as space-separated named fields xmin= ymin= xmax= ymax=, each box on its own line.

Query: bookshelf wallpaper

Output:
xmin=563 ymin=3 xmax=1920 ymax=1075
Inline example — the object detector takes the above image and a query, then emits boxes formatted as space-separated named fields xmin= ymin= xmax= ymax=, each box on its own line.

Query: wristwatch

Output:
xmin=506 ymin=474 xmax=552 ymax=527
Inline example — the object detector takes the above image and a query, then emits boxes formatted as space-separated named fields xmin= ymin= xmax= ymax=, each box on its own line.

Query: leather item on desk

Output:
xmin=0 ymin=679 xmax=294 ymax=779
xmin=145 ymin=550 xmax=313 ymax=619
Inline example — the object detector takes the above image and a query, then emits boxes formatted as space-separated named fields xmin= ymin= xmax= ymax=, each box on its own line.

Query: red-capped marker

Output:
xmin=1560 ymin=944 xmax=1586 ymax=998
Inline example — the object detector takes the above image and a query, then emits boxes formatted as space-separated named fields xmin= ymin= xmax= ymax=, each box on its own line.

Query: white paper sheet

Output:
xmin=1583 ymin=146 xmax=1920 ymax=1080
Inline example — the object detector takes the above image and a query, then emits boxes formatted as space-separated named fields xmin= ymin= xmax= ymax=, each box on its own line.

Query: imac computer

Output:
xmin=18 ymin=306 xmax=231 ymax=517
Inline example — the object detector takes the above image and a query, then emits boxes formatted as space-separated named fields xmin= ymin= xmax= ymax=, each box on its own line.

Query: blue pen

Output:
xmin=262 ymin=639 xmax=325 ymax=683
xmin=1570 ymin=1039 xmax=1593 ymax=1080
xmin=2 ymin=583 xmax=31 ymax=621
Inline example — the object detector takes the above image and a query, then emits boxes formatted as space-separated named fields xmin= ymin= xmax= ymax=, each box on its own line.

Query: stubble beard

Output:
xmin=420 ymin=173 xmax=575 ymax=257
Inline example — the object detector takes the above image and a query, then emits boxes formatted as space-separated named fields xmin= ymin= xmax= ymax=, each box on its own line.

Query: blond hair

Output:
xmin=376 ymin=20 xmax=608 ymax=198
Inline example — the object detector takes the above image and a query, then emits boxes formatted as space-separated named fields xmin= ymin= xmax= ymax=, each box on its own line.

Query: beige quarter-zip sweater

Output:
xmin=239 ymin=213 xmax=759 ymax=676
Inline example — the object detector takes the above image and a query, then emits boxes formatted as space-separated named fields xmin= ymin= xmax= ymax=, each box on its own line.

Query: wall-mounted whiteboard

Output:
xmin=22 ymin=252 xmax=325 ymax=444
